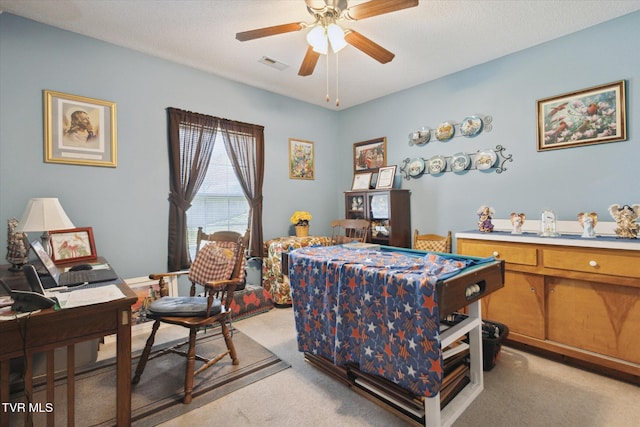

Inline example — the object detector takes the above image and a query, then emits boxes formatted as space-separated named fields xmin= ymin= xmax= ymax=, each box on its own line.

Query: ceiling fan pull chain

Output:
xmin=325 ymin=53 xmax=330 ymax=103
xmin=335 ymin=52 xmax=340 ymax=107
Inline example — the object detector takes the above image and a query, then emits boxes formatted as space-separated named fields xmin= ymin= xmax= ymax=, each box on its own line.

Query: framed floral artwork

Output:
xmin=289 ymin=138 xmax=314 ymax=179
xmin=354 ymin=137 xmax=386 ymax=173
xmin=537 ymin=80 xmax=626 ymax=151
xmin=44 ymin=90 xmax=118 ymax=167
xmin=49 ymin=227 xmax=97 ymax=264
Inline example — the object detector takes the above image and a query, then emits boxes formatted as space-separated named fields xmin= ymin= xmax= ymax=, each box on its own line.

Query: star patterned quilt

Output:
xmin=288 ymin=246 xmax=471 ymax=398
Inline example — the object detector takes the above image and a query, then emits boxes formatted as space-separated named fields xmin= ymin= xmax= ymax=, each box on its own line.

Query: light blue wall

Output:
xmin=338 ymin=11 xmax=639 ymax=250
xmin=0 ymin=14 xmax=340 ymax=279
xmin=1 ymin=11 xmax=639 ymax=277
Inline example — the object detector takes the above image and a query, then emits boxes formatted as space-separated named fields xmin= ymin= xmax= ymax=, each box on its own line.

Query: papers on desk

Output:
xmin=53 ymin=284 xmax=126 ymax=309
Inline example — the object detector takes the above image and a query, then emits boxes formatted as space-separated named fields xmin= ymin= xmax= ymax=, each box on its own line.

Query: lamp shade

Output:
xmin=306 ymin=26 xmax=328 ymax=55
xmin=15 ymin=198 xmax=75 ymax=232
xmin=327 ymin=23 xmax=347 ymax=52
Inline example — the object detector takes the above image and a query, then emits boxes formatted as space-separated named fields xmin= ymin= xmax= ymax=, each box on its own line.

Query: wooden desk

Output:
xmin=0 ymin=262 xmax=137 ymax=426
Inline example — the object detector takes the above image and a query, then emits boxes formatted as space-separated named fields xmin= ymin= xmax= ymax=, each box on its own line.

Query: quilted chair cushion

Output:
xmin=147 ymin=296 xmax=222 ymax=317
xmin=189 ymin=241 xmax=240 ymax=285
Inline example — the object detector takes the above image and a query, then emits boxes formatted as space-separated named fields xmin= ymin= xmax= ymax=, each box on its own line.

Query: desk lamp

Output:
xmin=15 ymin=198 xmax=75 ymax=256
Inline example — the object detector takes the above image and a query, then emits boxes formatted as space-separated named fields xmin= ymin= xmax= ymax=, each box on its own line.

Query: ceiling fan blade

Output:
xmin=298 ymin=46 xmax=321 ymax=76
xmin=344 ymin=0 xmax=419 ymax=21
xmin=344 ymin=30 xmax=395 ymax=64
xmin=236 ymin=22 xmax=307 ymax=42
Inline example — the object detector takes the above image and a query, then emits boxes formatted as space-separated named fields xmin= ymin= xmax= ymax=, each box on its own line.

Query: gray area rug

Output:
xmin=10 ymin=329 xmax=290 ymax=426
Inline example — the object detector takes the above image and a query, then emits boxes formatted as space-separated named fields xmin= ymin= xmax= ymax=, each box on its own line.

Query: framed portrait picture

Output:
xmin=289 ymin=138 xmax=314 ymax=180
xmin=354 ymin=137 xmax=386 ymax=173
xmin=351 ymin=172 xmax=373 ymax=190
xmin=49 ymin=227 xmax=97 ymax=264
xmin=44 ymin=90 xmax=118 ymax=167
xmin=537 ymin=80 xmax=626 ymax=151
xmin=375 ymin=165 xmax=397 ymax=189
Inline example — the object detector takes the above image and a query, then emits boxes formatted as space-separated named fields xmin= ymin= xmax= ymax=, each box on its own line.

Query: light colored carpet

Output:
xmin=155 ymin=307 xmax=639 ymax=427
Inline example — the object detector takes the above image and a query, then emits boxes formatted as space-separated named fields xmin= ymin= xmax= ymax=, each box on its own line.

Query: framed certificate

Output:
xmin=375 ymin=165 xmax=396 ymax=189
xmin=351 ymin=172 xmax=372 ymax=190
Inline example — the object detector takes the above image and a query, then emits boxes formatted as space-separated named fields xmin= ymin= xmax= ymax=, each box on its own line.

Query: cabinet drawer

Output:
xmin=543 ymin=248 xmax=640 ymax=278
xmin=459 ymin=241 xmax=538 ymax=266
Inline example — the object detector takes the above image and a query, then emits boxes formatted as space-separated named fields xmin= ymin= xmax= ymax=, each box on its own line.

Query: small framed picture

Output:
xmin=351 ymin=172 xmax=373 ymax=190
xmin=44 ymin=90 xmax=117 ymax=167
xmin=49 ymin=227 xmax=97 ymax=264
xmin=375 ymin=165 xmax=396 ymax=189
xmin=353 ymin=137 xmax=386 ymax=173
xmin=289 ymin=138 xmax=314 ymax=180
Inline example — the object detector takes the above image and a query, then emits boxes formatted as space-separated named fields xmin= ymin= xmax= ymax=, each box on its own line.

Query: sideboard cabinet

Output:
xmin=345 ymin=189 xmax=411 ymax=248
xmin=457 ymin=232 xmax=640 ymax=384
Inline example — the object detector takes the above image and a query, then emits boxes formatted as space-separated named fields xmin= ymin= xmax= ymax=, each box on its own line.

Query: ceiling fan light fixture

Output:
xmin=327 ymin=23 xmax=347 ymax=52
xmin=306 ymin=26 xmax=328 ymax=54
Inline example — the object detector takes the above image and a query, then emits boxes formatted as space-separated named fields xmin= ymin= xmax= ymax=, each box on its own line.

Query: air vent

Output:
xmin=258 ymin=56 xmax=288 ymax=71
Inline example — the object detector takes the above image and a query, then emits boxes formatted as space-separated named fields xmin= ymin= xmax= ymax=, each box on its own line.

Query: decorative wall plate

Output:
xmin=460 ymin=116 xmax=483 ymax=137
xmin=435 ymin=122 xmax=455 ymax=141
xmin=451 ymin=152 xmax=471 ymax=172
xmin=408 ymin=157 xmax=425 ymax=177
xmin=475 ymin=149 xmax=497 ymax=170
xmin=428 ymin=155 xmax=446 ymax=174
xmin=415 ymin=127 xmax=431 ymax=145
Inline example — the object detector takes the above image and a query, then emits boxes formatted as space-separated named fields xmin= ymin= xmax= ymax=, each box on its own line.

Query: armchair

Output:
xmin=132 ymin=230 xmax=249 ymax=404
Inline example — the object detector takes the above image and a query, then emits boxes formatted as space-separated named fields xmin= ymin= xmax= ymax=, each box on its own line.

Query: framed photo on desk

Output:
xmin=49 ymin=227 xmax=97 ymax=264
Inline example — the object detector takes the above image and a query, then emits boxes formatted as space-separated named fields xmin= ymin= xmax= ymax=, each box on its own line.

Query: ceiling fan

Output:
xmin=236 ymin=0 xmax=419 ymax=77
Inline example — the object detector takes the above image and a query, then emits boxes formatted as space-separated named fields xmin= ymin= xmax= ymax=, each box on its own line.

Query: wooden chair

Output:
xmin=330 ymin=219 xmax=370 ymax=245
xmin=413 ymin=229 xmax=452 ymax=253
xmin=132 ymin=230 xmax=249 ymax=404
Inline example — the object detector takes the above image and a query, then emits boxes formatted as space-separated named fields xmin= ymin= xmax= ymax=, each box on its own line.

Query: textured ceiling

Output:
xmin=2 ymin=0 xmax=640 ymax=110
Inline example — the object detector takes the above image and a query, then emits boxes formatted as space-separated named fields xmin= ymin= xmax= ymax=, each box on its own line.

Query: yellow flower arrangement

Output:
xmin=290 ymin=210 xmax=312 ymax=226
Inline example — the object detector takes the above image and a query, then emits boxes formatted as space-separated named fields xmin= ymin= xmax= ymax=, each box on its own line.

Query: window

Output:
xmin=186 ymin=132 xmax=249 ymax=258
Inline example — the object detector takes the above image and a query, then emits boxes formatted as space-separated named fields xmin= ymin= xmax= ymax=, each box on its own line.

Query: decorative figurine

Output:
xmin=577 ymin=212 xmax=597 ymax=238
xmin=477 ymin=206 xmax=495 ymax=232
xmin=608 ymin=204 xmax=640 ymax=239
xmin=539 ymin=208 xmax=560 ymax=237
xmin=6 ymin=218 xmax=29 ymax=271
xmin=510 ymin=212 xmax=526 ymax=234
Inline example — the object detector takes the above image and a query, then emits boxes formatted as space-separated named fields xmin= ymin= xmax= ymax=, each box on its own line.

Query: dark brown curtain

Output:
xmin=167 ymin=107 xmax=219 ymax=271
xmin=220 ymin=119 xmax=265 ymax=258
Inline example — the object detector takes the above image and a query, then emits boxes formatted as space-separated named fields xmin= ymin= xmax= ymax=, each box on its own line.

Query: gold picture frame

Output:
xmin=354 ymin=137 xmax=386 ymax=173
xmin=537 ymin=80 xmax=626 ymax=151
xmin=44 ymin=90 xmax=117 ymax=167
xmin=289 ymin=138 xmax=314 ymax=180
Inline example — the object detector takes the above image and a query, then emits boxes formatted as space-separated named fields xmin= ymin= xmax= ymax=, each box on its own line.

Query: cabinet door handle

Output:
xmin=493 ymin=251 xmax=499 ymax=257
xmin=589 ymin=260 xmax=598 ymax=267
